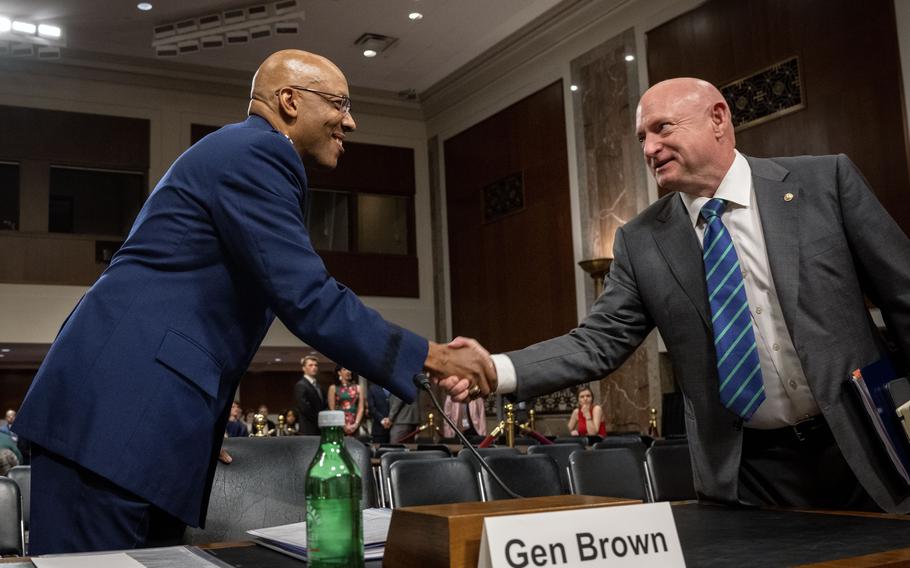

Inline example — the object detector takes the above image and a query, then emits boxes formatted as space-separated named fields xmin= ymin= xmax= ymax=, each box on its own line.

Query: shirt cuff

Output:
xmin=491 ymin=353 xmax=517 ymax=394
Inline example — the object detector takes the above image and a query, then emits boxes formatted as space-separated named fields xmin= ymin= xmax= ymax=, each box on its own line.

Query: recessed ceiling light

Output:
xmin=362 ymin=48 xmax=377 ymax=58
xmin=408 ymin=12 xmax=423 ymax=21
xmin=0 ymin=354 xmax=5 ymax=358
xmin=137 ymin=2 xmax=153 ymax=11
xmin=624 ymin=54 xmax=635 ymax=62
xmin=0 ymin=18 xmax=11 ymax=33
xmin=38 ymin=24 xmax=61 ymax=38
xmin=0 ymin=348 xmax=9 ymax=353
xmin=570 ymin=84 xmax=579 ymax=92
xmin=274 ymin=357 xmax=282 ymax=362
xmin=12 ymin=21 xmax=36 ymax=34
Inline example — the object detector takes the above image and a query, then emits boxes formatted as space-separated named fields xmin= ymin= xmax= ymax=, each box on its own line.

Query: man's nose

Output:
xmin=342 ymin=112 xmax=356 ymax=132
xmin=642 ymin=135 xmax=661 ymax=159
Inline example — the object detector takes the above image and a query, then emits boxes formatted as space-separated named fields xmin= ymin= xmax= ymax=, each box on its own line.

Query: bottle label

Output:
xmin=306 ymin=497 xmax=364 ymax=566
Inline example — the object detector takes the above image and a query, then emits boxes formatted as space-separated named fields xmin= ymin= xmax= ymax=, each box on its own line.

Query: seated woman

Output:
xmin=283 ymin=408 xmax=301 ymax=435
xmin=327 ymin=366 xmax=364 ymax=436
xmin=567 ymin=386 xmax=606 ymax=437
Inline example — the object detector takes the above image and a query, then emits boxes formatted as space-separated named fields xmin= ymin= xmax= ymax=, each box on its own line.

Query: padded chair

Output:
xmin=379 ymin=450 xmax=448 ymax=507
xmin=184 ymin=436 xmax=373 ymax=545
xmin=569 ymin=447 xmax=649 ymax=501
xmin=7 ymin=466 xmax=30 ymax=531
xmin=374 ymin=446 xmax=409 ymax=460
xmin=415 ymin=444 xmax=453 ymax=456
xmin=480 ymin=454 xmax=563 ymax=501
xmin=553 ymin=436 xmax=588 ymax=446
xmin=651 ymin=437 xmax=689 ymax=446
xmin=646 ymin=442 xmax=696 ymax=501
xmin=388 ymin=458 xmax=481 ymax=508
xmin=456 ymin=446 xmax=520 ymax=476
xmin=0 ymin=476 xmax=24 ymax=556
xmin=509 ymin=436 xmax=540 ymax=446
xmin=593 ymin=437 xmax=647 ymax=463
xmin=527 ymin=444 xmax=582 ymax=492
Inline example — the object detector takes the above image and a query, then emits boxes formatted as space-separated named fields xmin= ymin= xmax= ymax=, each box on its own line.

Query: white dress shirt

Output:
xmin=494 ymin=151 xmax=819 ymax=429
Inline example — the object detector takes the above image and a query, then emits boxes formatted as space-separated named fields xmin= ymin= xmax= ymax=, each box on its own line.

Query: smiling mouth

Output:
xmin=653 ymin=158 xmax=673 ymax=172
xmin=332 ymin=133 xmax=345 ymax=152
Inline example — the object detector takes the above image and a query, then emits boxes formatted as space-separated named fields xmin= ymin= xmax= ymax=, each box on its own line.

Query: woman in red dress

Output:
xmin=567 ymin=385 xmax=606 ymax=437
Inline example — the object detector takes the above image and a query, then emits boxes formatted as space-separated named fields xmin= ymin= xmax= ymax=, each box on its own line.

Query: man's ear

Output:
xmin=277 ymin=88 xmax=300 ymax=118
xmin=711 ymin=101 xmax=730 ymax=139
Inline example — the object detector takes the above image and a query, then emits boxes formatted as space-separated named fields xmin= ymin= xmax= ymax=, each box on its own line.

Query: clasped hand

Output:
xmin=425 ymin=336 xmax=497 ymax=402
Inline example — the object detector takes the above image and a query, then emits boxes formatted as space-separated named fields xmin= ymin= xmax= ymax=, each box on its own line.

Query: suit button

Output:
xmin=773 ymin=343 xmax=781 ymax=351
xmin=789 ymin=380 xmax=797 ymax=389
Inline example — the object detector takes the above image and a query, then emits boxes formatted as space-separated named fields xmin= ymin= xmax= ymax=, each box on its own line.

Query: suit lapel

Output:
xmin=652 ymin=196 xmax=712 ymax=330
xmin=748 ymin=157 xmax=801 ymax=332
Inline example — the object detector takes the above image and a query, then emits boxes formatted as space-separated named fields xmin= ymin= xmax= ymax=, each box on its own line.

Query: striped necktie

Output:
xmin=701 ymin=198 xmax=765 ymax=420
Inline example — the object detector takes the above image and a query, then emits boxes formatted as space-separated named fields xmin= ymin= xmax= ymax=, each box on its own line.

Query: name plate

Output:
xmin=478 ymin=502 xmax=685 ymax=568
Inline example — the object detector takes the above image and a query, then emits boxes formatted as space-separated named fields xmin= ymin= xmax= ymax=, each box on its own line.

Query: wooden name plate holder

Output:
xmin=383 ymin=495 xmax=639 ymax=568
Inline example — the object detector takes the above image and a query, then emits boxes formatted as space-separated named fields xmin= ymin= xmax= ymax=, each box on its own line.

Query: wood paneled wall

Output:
xmin=444 ymin=81 xmax=576 ymax=352
xmin=646 ymin=0 xmax=910 ymax=234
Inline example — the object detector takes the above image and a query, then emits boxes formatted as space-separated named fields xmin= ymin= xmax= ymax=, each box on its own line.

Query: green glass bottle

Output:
xmin=306 ymin=410 xmax=364 ymax=567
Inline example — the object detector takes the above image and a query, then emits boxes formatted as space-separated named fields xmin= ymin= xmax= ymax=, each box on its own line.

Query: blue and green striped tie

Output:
xmin=701 ymin=198 xmax=765 ymax=420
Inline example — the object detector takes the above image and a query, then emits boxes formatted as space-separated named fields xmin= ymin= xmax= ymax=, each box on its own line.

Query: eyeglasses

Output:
xmin=277 ymin=85 xmax=352 ymax=115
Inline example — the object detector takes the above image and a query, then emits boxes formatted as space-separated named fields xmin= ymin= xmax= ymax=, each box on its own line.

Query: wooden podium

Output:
xmin=383 ymin=495 xmax=638 ymax=568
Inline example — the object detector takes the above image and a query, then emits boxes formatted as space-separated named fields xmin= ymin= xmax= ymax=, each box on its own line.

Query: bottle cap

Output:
xmin=318 ymin=410 xmax=345 ymax=428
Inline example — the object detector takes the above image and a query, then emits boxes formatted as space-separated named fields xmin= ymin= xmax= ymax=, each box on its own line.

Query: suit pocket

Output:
xmin=155 ymin=329 xmax=223 ymax=399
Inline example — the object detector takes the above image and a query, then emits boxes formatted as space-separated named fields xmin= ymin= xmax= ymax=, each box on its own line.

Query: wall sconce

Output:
xmin=578 ymin=257 xmax=613 ymax=298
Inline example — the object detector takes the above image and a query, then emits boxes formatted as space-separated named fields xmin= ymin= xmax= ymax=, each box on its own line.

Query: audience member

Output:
xmin=367 ymin=382 xmax=392 ymax=444
xmin=0 ymin=430 xmax=22 ymax=464
xmin=441 ymin=395 xmax=487 ymax=439
xmin=283 ymin=409 xmax=301 ymax=435
xmin=389 ymin=394 xmax=420 ymax=443
xmin=0 ymin=409 xmax=16 ymax=442
xmin=567 ymin=386 xmax=606 ymax=437
xmin=225 ymin=401 xmax=249 ymax=438
xmin=257 ymin=404 xmax=276 ymax=433
xmin=0 ymin=449 xmax=17 ymax=476
xmin=294 ymin=355 xmax=325 ymax=435
xmin=328 ymin=366 xmax=363 ymax=436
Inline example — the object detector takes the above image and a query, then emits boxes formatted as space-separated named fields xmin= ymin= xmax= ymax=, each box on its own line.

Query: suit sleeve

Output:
xmin=836 ymin=154 xmax=910 ymax=363
xmin=210 ymin=132 xmax=427 ymax=402
xmin=507 ymin=225 xmax=655 ymax=400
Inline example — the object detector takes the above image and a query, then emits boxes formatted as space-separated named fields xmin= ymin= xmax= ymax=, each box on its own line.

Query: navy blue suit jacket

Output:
xmin=14 ymin=115 xmax=427 ymax=526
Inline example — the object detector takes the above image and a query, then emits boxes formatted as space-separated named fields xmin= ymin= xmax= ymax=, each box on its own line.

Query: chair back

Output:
xmin=415 ymin=444 xmax=453 ymax=456
xmin=456 ymin=446 xmax=520 ymax=474
xmin=379 ymin=450 xmax=448 ymax=507
xmin=593 ymin=437 xmax=647 ymax=462
xmin=7 ymin=466 xmax=30 ymax=530
xmin=388 ymin=458 xmax=481 ymax=508
xmin=0 ymin=476 xmax=23 ymax=556
xmin=480 ymin=454 xmax=563 ymax=501
xmin=553 ymin=436 xmax=588 ymax=446
xmin=569 ymin=447 xmax=649 ymax=501
xmin=646 ymin=442 xmax=696 ymax=501
xmin=374 ymin=446 xmax=409 ymax=459
xmin=184 ymin=436 xmax=373 ymax=544
xmin=527 ymin=444 xmax=581 ymax=492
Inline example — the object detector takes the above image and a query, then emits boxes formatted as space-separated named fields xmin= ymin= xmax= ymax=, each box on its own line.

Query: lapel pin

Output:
xmin=783 ymin=192 xmax=794 ymax=202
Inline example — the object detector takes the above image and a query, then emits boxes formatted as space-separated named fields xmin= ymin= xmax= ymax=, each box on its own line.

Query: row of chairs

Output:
xmin=375 ymin=440 xmax=695 ymax=508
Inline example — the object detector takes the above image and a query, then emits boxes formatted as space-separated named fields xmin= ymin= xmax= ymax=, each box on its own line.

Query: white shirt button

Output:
xmin=773 ymin=343 xmax=781 ymax=351
xmin=755 ymin=306 xmax=763 ymax=315
xmin=789 ymin=380 xmax=797 ymax=389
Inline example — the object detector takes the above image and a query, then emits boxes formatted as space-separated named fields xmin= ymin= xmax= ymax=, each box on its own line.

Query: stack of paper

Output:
xmin=247 ymin=508 xmax=392 ymax=561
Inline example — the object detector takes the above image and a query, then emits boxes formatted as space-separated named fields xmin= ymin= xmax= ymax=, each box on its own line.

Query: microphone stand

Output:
xmin=413 ymin=373 xmax=523 ymax=499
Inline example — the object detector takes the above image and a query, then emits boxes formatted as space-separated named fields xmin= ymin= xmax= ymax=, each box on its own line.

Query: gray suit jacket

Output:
xmin=389 ymin=394 xmax=419 ymax=426
xmin=508 ymin=154 xmax=910 ymax=513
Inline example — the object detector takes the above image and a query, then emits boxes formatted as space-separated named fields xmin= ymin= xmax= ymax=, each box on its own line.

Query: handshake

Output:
xmin=425 ymin=337 xmax=498 ymax=402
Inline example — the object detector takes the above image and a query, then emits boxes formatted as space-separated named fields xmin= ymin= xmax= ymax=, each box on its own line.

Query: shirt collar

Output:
xmin=304 ymin=375 xmax=316 ymax=385
xmin=679 ymin=150 xmax=752 ymax=227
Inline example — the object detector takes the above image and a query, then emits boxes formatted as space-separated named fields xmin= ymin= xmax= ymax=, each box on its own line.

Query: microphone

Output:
xmin=413 ymin=373 xmax=523 ymax=499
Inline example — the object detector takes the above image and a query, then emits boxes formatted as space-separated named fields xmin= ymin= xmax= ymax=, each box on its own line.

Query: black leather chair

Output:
xmin=184 ymin=436 xmax=373 ymax=545
xmin=0 ymin=476 xmax=24 ymax=556
xmin=374 ymin=446 xmax=409 ymax=460
xmin=527 ymin=444 xmax=582 ymax=492
xmin=7 ymin=466 xmax=29 ymax=531
xmin=379 ymin=450 xmax=448 ymax=507
xmin=415 ymin=444 xmax=453 ymax=456
xmin=456 ymin=446 xmax=520 ymax=476
xmin=646 ymin=442 xmax=696 ymax=501
xmin=593 ymin=437 xmax=647 ymax=462
xmin=553 ymin=436 xmax=587 ymax=446
xmin=480 ymin=454 xmax=563 ymax=501
xmin=569 ymin=447 xmax=649 ymax=501
xmin=388 ymin=458 xmax=481 ymax=508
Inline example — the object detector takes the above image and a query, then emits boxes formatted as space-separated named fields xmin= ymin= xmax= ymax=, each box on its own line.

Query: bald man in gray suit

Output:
xmin=444 ymin=78 xmax=910 ymax=513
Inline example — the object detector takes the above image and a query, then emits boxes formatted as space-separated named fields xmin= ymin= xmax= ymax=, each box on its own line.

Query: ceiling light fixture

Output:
xmin=38 ymin=24 xmax=61 ymax=38
xmin=0 ymin=17 xmax=66 ymax=53
xmin=137 ymin=2 xmax=153 ymax=11
xmin=0 ymin=348 xmax=9 ymax=352
xmin=624 ymin=54 xmax=635 ymax=62
xmin=11 ymin=21 xmax=36 ymax=34
xmin=570 ymin=84 xmax=579 ymax=92
xmin=354 ymin=33 xmax=396 ymax=59
xmin=0 ymin=18 xmax=10 ymax=33
xmin=408 ymin=12 xmax=423 ymax=21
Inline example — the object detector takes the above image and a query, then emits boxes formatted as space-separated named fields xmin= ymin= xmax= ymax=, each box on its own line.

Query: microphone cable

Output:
xmin=413 ymin=373 xmax=523 ymax=499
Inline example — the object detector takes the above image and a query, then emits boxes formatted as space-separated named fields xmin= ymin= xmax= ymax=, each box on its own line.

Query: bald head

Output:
xmin=635 ymin=77 xmax=736 ymax=197
xmin=249 ymin=49 xmax=356 ymax=169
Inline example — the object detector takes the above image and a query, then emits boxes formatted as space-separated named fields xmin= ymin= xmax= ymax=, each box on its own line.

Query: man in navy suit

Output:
xmin=13 ymin=50 xmax=495 ymax=554
xmin=367 ymin=382 xmax=392 ymax=444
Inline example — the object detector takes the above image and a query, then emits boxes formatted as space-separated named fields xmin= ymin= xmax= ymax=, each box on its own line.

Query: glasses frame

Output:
xmin=276 ymin=85 xmax=352 ymax=115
